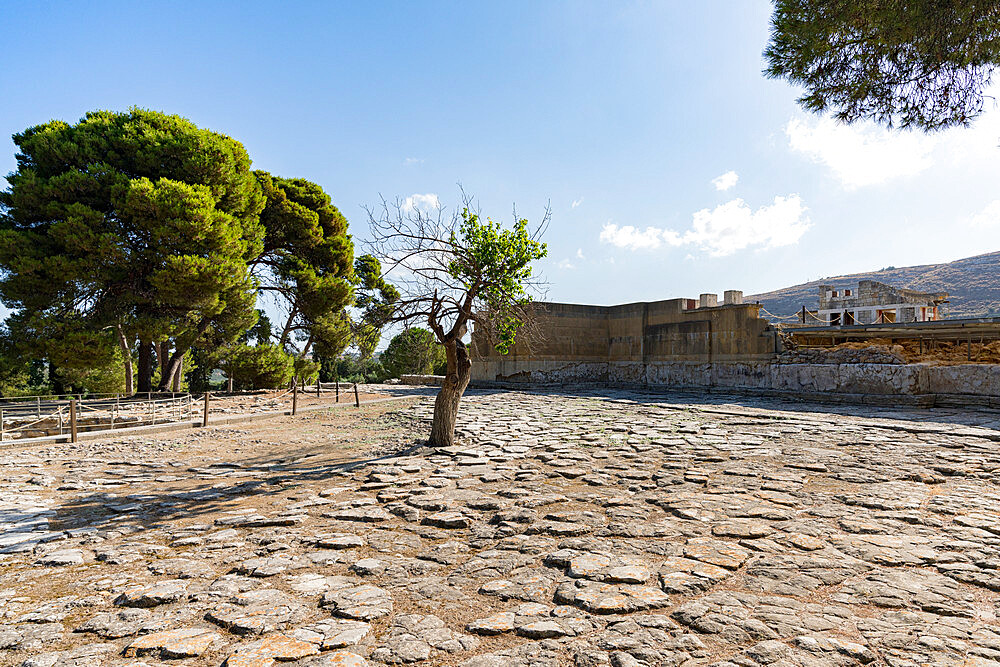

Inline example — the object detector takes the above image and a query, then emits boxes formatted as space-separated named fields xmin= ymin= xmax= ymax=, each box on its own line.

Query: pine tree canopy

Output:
xmin=765 ymin=0 xmax=1000 ymax=131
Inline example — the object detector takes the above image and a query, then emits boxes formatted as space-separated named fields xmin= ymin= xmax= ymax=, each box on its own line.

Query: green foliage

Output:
xmin=765 ymin=1 xmax=1000 ymax=131
xmin=381 ymin=328 xmax=446 ymax=378
xmin=448 ymin=209 xmax=547 ymax=353
xmin=293 ymin=356 xmax=320 ymax=381
xmin=253 ymin=172 xmax=355 ymax=358
xmin=0 ymin=338 xmax=48 ymax=397
xmin=351 ymin=254 xmax=399 ymax=357
xmin=316 ymin=353 xmax=389 ymax=384
xmin=0 ymin=108 xmax=265 ymax=390
xmin=0 ymin=109 xmax=386 ymax=395
xmin=218 ymin=344 xmax=293 ymax=390
xmin=3 ymin=310 xmax=117 ymax=380
xmin=241 ymin=309 xmax=274 ymax=346
xmin=184 ymin=347 xmax=216 ymax=393
xmin=54 ymin=349 xmax=127 ymax=395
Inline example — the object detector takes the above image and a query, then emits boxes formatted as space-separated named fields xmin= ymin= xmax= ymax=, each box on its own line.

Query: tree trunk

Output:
xmin=50 ymin=361 xmax=64 ymax=395
xmin=157 ymin=341 xmax=170 ymax=384
xmin=170 ymin=353 xmax=184 ymax=391
xmin=429 ymin=338 xmax=472 ymax=447
xmin=116 ymin=324 xmax=133 ymax=396
xmin=279 ymin=307 xmax=298 ymax=347
xmin=158 ymin=349 xmax=185 ymax=391
xmin=157 ymin=318 xmax=213 ymax=390
xmin=137 ymin=340 xmax=153 ymax=393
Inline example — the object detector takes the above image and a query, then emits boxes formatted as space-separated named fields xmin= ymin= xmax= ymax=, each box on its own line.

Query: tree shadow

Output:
xmin=49 ymin=440 xmax=428 ymax=535
xmin=47 ymin=383 xmax=998 ymax=536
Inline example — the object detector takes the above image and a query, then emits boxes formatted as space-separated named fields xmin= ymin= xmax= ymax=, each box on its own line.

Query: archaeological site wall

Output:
xmin=470 ymin=299 xmax=1000 ymax=406
xmin=470 ymin=299 xmax=780 ymax=383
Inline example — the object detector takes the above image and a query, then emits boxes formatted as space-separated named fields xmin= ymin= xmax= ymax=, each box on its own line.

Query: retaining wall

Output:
xmin=470 ymin=360 xmax=1000 ymax=406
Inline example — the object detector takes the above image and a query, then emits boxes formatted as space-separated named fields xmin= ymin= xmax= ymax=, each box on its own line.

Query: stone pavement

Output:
xmin=3 ymin=388 xmax=1000 ymax=666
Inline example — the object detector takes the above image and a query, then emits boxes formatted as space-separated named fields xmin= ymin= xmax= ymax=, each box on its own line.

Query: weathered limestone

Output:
xmin=3 ymin=388 xmax=1000 ymax=666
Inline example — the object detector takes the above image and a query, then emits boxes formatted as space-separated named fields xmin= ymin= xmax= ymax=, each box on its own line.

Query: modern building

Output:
xmin=817 ymin=280 xmax=948 ymax=326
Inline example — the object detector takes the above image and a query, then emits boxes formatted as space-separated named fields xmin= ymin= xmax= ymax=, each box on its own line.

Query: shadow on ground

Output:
xmin=47 ymin=383 xmax=1000 ymax=537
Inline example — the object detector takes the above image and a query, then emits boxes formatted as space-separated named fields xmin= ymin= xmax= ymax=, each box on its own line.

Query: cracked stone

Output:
xmin=115 ymin=579 xmax=188 ymax=608
xmin=554 ymin=581 xmax=671 ymax=614
xmin=222 ymin=634 xmax=319 ymax=667
xmin=322 ymin=584 xmax=394 ymax=620
xmin=123 ymin=627 xmax=222 ymax=658
xmin=34 ymin=549 xmax=86 ymax=566
xmin=289 ymin=618 xmax=371 ymax=649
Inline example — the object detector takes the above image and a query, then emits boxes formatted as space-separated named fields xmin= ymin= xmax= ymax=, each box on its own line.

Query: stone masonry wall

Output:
xmin=471 ymin=359 xmax=1000 ymax=402
xmin=470 ymin=299 xmax=781 ymax=372
xmin=470 ymin=298 xmax=999 ymax=403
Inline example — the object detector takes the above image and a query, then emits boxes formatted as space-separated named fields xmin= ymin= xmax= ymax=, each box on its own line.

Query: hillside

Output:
xmin=748 ymin=251 xmax=1000 ymax=320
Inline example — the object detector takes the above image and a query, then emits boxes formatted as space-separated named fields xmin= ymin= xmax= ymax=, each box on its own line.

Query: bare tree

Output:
xmin=365 ymin=191 xmax=548 ymax=447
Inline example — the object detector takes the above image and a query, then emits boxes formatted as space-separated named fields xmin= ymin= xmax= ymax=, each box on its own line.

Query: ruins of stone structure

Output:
xmin=470 ymin=290 xmax=1000 ymax=403
xmin=817 ymin=279 xmax=947 ymax=325
xmin=470 ymin=292 xmax=781 ymax=384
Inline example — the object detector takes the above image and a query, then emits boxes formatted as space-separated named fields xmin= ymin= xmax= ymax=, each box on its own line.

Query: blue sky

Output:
xmin=3 ymin=0 xmax=1000 ymax=314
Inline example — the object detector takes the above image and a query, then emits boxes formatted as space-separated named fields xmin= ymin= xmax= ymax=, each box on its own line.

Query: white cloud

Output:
xmin=557 ymin=258 xmax=575 ymax=270
xmin=575 ymin=248 xmax=585 ymax=259
xmin=598 ymin=195 xmax=811 ymax=257
xmin=712 ymin=170 xmax=739 ymax=191
xmin=786 ymin=116 xmax=936 ymax=188
xmin=572 ymin=198 xmax=583 ymax=208
xmin=600 ymin=223 xmax=665 ymax=250
xmin=683 ymin=195 xmax=810 ymax=257
xmin=401 ymin=193 xmax=441 ymax=214
xmin=969 ymin=200 xmax=1000 ymax=228
xmin=403 ymin=157 xmax=424 ymax=165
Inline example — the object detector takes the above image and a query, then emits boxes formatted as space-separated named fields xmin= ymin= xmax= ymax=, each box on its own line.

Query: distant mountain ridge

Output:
xmin=748 ymin=251 xmax=1000 ymax=320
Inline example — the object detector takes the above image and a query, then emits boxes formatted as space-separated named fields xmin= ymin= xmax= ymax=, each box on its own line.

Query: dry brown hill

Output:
xmin=748 ymin=251 xmax=1000 ymax=320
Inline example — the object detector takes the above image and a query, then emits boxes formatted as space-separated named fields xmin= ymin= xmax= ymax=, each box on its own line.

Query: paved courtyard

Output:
xmin=3 ymin=388 xmax=1000 ymax=666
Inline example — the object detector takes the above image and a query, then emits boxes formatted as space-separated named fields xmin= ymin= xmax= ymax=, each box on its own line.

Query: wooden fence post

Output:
xmin=1 ymin=408 xmax=4 ymax=441
xmin=202 ymin=392 xmax=210 ymax=427
xmin=336 ymin=375 xmax=340 ymax=403
xmin=70 ymin=399 xmax=78 ymax=443
xmin=316 ymin=377 xmax=321 ymax=397
xmin=354 ymin=382 xmax=360 ymax=408
xmin=292 ymin=382 xmax=298 ymax=415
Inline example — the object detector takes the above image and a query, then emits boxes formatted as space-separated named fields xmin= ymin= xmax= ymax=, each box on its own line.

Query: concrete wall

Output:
xmin=471 ymin=299 xmax=781 ymax=382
